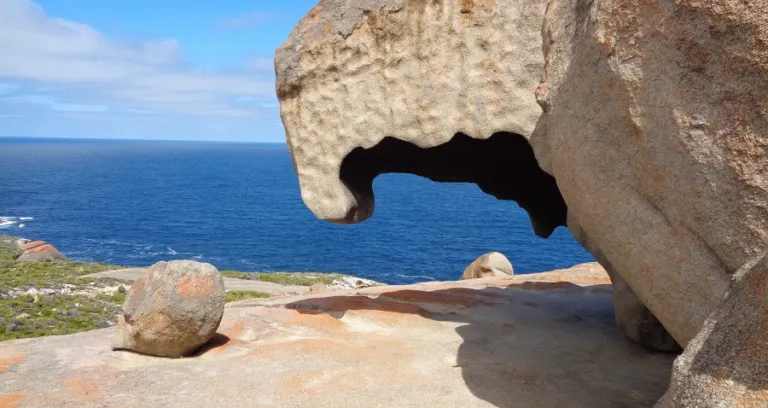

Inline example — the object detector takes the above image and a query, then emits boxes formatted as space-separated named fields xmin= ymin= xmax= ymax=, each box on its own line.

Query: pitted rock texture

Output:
xmin=461 ymin=252 xmax=514 ymax=280
xmin=110 ymin=261 xmax=225 ymax=357
xmin=532 ymin=0 xmax=768 ymax=346
xmin=276 ymin=0 xmax=548 ymax=223
xmin=0 ymin=266 xmax=675 ymax=408
xmin=658 ymin=254 xmax=768 ymax=408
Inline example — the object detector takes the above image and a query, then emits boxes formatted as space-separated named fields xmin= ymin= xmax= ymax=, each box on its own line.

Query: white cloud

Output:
xmin=248 ymin=57 xmax=276 ymax=71
xmin=0 ymin=0 xmax=278 ymax=118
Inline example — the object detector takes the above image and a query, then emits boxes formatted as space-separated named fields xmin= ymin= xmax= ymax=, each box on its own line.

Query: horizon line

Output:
xmin=0 ymin=135 xmax=288 ymax=144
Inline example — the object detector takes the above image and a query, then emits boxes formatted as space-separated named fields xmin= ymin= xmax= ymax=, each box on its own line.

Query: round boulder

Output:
xmin=111 ymin=260 xmax=225 ymax=357
xmin=461 ymin=252 xmax=514 ymax=280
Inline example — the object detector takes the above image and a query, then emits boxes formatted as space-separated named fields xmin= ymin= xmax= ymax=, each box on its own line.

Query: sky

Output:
xmin=0 ymin=0 xmax=319 ymax=142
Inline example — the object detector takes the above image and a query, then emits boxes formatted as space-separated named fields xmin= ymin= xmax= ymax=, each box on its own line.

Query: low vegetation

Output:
xmin=220 ymin=271 xmax=344 ymax=286
xmin=224 ymin=290 xmax=271 ymax=303
xmin=0 ymin=258 xmax=128 ymax=341
xmin=0 ymin=235 xmax=23 ymax=261
xmin=0 ymin=235 xmax=372 ymax=342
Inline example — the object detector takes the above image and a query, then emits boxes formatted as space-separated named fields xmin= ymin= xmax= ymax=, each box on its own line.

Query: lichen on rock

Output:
xmin=111 ymin=260 xmax=225 ymax=358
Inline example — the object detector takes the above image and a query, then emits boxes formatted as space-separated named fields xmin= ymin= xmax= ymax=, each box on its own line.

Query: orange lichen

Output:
xmin=0 ymin=394 xmax=25 ymax=408
xmin=18 ymin=240 xmax=45 ymax=250
xmin=0 ymin=349 xmax=24 ymax=373
xmin=175 ymin=275 xmax=214 ymax=298
xmin=23 ymin=244 xmax=55 ymax=254
xmin=62 ymin=375 xmax=103 ymax=402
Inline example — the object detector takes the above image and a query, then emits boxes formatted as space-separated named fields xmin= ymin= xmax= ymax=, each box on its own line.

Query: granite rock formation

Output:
xmin=15 ymin=240 xmax=67 ymax=262
xmin=658 ymin=253 xmax=768 ymax=407
xmin=276 ymin=0 xmax=554 ymax=230
xmin=461 ymin=252 xmax=514 ymax=280
xmin=276 ymin=0 xmax=673 ymax=352
xmin=0 ymin=265 xmax=675 ymax=408
xmin=111 ymin=261 xmax=225 ymax=357
xmin=533 ymin=0 xmax=768 ymax=347
xmin=277 ymin=0 xmax=768 ymax=404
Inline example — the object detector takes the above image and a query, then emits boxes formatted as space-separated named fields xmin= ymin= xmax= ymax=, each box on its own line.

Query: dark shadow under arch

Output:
xmin=339 ymin=132 xmax=567 ymax=238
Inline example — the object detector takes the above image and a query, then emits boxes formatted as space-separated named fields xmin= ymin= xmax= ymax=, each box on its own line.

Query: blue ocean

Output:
xmin=0 ymin=137 xmax=593 ymax=284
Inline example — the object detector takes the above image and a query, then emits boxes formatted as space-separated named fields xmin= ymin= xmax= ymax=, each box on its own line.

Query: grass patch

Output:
xmin=0 ymin=259 xmax=128 ymax=342
xmin=224 ymin=291 xmax=271 ymax=303
xmin=0 ymin=292 xmax=126 ymax=341
xmin=220 ymin=271 xmax=343 ymax=286
xmin=0 ymin=235 xmax=23 ymax=261
xmin=0 ymin=260 xmax=121 ymax=291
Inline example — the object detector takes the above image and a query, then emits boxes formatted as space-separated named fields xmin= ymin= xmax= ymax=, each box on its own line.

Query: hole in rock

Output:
xmin=339 ymin=132 xmax=567 ymax=238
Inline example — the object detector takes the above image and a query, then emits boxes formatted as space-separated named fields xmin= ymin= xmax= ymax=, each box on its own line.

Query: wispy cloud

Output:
xmin=248 ymin=57 xmax=275 ymax=71
xmin=0 ymin=0 xmax=278 ymax=119
xmin=217 ymin=11 xmax=279 ymax=31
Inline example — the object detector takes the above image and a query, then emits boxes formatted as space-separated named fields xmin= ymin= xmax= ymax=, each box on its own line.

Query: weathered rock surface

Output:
xmin=0 ymin=266 xmax=675 ymax=407
xmin=277 ymin=0 xmax=768 ymax=353
xmin=461 ymin=252 xmax=514 ymax=280
xmin=276 ymin=0 xmax=550 ymax=226
xmin=110 ymin=261 xmax=225 ymax=358
xmin=15 ymin=240 xmax=67 ymax=262
xmin=569 ymin=219 xmax=680 ymax=353
xmin=658 ymin=253 xmax=768 ymax=407
xmin=275 ymin=0 xmax=673 ymax=352
xmin=533 ymin=0 xmax=768 ymax=347
xmin=309 ymin=282 xmax=326 ymax=294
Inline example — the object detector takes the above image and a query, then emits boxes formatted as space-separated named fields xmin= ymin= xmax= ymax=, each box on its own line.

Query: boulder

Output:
xmin=275 ymin=0 xmax=670 ymax=351
xmin=532 ymin=0 xmax=768 ymax=347
xmin=461 ymin=252 xmax=514 ymax=280
xmin=16 ymin=242 xmax=67 ymax=262
xmin=111 ymin=260 xmax=225 ymax=358
xmin=658 ymin=253 xmax=768 ymax=407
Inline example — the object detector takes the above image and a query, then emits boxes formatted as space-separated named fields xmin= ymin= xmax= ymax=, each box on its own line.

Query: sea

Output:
xmin=0 ymin=137 xmax=594 ymax=284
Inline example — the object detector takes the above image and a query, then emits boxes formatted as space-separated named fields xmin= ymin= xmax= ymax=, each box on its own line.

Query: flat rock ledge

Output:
xmin=0 ymin=263 xmax=675 ymax=408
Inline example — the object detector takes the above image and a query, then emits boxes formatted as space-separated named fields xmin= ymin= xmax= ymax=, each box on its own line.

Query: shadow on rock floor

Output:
xmin=0 ymin=276 xmax=676 ymax=408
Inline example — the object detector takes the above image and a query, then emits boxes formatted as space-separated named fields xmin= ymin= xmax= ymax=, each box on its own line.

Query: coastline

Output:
xmin=0 ymin=235 xmax=381 ymax=341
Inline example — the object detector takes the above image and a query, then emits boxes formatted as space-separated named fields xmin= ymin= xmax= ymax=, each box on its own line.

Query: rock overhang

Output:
xmin=275 ymin=0 xmax=553 ymax=227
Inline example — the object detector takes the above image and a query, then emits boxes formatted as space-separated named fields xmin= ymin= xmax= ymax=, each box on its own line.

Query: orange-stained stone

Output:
xmin=130 ymin=272 xmax=149 ymax=295
xmin=23 ymin=244 xmax=55 ymax=254
xmin=175 ymin=274 xmax=215 ymax=299
xmin=281 ymin=369 xmax=327 ymax=394
xmin=62 ymin=375 xmax=103 ymax=402
xmin=0 ymin=349 xmax=24 ymax=373
xmin=283 ymin=310 xmax=345 ymax=332
xmin=247 ymin=338 xmax=358 ymax=359
xmin=18 ymin=241 xmax=45 ymax=251
xmin=0 ymin=393 xmax=25 ymax=408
